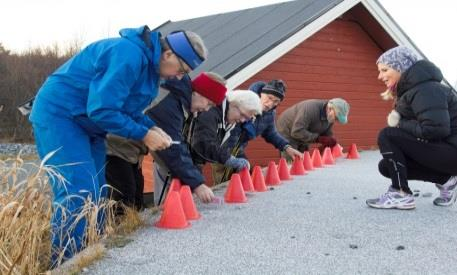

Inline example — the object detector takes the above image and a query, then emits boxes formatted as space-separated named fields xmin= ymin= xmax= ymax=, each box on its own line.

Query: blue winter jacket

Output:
xmin=146 ymin=76 xmax=205 ymax=190
xmin=226 ymin=81 xmax=289 ymax=157
xmin=30 ymin=26 xmax=160 ymax=140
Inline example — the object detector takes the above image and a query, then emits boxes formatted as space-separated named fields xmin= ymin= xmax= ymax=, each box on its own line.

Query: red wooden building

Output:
xmin=145 ymin=0 xmax=431 ymax=189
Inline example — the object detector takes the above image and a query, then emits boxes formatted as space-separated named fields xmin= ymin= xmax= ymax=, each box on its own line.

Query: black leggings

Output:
xmin=106 ymin=155 xmax=144 ymax=212
xmin=377 ymin=127 xmax=457 ymax=194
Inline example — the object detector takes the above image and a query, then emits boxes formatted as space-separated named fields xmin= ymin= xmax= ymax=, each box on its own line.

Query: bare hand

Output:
xmin=286 ymin=146 xmax=303 ymax=159
xmin=194 ymin=184 xmax=214 ymax=203
xmin=143 ymin=127 xmax=172 ymax=151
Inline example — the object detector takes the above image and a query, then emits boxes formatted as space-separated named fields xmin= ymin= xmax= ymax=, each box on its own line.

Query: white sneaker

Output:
xmin=434 ymin=176 xmax=457 ymax=207
xmin=366 ymin=186 xmax=416 ymax=210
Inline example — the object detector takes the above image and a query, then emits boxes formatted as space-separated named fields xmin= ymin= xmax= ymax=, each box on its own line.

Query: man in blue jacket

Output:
xmin=213 ymin=80 xmax=303 ymax=184
xmin=145 ymin=72 xmax=227 ymax=205
xmin=29 ymin=26 xmax=207 ymax=266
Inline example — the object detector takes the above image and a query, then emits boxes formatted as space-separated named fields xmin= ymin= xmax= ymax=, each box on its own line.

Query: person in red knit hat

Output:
xmin=105 ymin=72 xmax=227 ymax=211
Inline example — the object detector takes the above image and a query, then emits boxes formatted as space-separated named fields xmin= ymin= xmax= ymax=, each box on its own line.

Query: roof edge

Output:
xmin=226 ymin=0 xmax=360 ymax=89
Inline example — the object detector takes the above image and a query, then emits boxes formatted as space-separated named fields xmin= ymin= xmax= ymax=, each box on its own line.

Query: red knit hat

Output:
xmin=191 ymin=73 xmax=227 ymax=105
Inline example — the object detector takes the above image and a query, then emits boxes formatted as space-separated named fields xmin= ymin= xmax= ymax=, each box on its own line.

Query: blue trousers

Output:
xmin=32 ymin=116 xmax=107 ymax=266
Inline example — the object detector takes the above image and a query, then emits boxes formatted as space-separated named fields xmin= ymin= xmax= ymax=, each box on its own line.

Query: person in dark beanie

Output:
xmin=276 ymin=97 xmax=350 ymax=160
xmin=366 ymin=46 xmax=457 ymax=210
xmin=213 ymin=79 xmax=303 ymax=184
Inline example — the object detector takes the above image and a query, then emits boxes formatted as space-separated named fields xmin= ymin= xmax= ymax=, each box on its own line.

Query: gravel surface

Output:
xmin=85 ymin=151 xmax=457 ymax=274
xmin=0 ymin=143 xmax=37 ymax=156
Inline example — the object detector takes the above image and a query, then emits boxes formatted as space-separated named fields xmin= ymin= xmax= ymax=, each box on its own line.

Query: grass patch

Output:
xmin=0 ymin=154 xmax=148 ymax=274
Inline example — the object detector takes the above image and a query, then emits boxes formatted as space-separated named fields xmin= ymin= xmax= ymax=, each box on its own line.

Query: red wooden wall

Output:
xmin=235 ymin=17 xmax=389 ymax=167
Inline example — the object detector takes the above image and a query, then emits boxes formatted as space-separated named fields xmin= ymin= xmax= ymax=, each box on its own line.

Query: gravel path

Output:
xmin=87 ymin=150 xmax=457 ymax=274
xmin=0 ymin=143 xmax=37 ymax=156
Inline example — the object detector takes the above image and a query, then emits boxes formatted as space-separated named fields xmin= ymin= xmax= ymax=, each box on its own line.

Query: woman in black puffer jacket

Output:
xmin=366 ymin=46 xmax=457 ymax=210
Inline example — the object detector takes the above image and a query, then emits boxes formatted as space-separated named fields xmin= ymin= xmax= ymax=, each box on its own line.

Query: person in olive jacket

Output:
xmin=366 ymin=46 xmax=457 ymax=210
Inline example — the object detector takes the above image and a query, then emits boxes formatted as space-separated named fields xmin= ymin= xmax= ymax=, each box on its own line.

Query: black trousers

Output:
xmin=377 ymin=127 xmax=457 ymax=194
xmin=105 ymin=155 xmax=144 ymax=212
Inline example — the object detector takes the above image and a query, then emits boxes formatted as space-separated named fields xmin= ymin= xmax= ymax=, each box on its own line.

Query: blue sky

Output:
xmin=1 ymin=0 xmax=456 ymax=85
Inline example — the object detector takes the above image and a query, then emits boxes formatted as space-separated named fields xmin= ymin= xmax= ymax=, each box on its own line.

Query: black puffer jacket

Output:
xmin=190 ymin=100 xmax=234 ymax=165
xmin=396 ymin=60 xmax=457 ymax=148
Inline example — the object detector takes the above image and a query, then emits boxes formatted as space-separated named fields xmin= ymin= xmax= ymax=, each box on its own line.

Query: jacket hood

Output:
xmin=397 ymin=60 xmax=443 ymax=97
xmin=161 ymin=76 xmax=192 ymax=111
xmin=119 ymin=26 xmax=161 ymax=71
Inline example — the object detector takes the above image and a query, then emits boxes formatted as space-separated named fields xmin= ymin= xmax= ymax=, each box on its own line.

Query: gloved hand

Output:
xmin=317 ymin=136 xmax=337 ymax=148
xmin=224 ymin=156 xmax=250 ymax=171
xmin=387 ymin=109 xmax=401 ymax=127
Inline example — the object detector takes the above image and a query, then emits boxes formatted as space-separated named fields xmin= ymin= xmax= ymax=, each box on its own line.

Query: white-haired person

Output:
xmin=366 ymin=46 xmax=457 ymax=210
xmin=29 ymin=25 xmax=207 ymax=266
xmin=189 ymin=90 xmax=262 ymax=182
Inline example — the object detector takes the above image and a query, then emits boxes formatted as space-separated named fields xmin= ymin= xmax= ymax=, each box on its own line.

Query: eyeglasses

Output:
xmin=176 ymin=55 xmax=190 ymax=75
xmin=266 ymin=94 xmax=281 ymax=106
xmin=235 ymin=106 xmax=254 ymax=121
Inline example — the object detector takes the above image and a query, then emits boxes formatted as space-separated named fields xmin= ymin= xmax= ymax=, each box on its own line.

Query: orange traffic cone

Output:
xmin=278 ymin=158 xmax=292 ymax=180
xmin=224 ymin=174 xmax=247 ymax=203
xmin=322 ymin=147 xmax=335 ymax=165
xmin=332 ymin=144 xmax=344 ymax=159
xmin=290 ymin=155 xmax=306 ymax=175
xmin=252 ymin=165 xmax=267 ymax=192
xmin=265 ymin=161 xmax=281 ymax=185
xmin=311 ymin=148 xmax=323 ymax=168
xmin=303 ymin=151 xmax=314 ymax=171
xmin=155 ymin=191 xmax=190 ymax=229
xmin=180 ymin=185 xmax=201 ymax=220
xmin=346 ymin=143 xmax=360 ymax=159
xmin=161 ymin=178 xmax=183 ymax=208
xmin=239 ymin=167 xmax=255 ymax=192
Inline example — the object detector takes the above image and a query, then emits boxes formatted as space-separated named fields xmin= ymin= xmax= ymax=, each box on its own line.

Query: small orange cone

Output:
xmin=311 ymin=148 xmax=323 ymax=168
xmin=346 ymin=143 xmax=360 ymax=159
xmin=251 ymin=166 xmax=267 ymax=192
xmin=265 ymin=161 xmax=281 ymax=185
xmin=224 ymin=174 xmax=247 ymax=203
xmin=278 ymin=158 xmax=292 ymax=180
xmin=161 ymin=178 xmax=183 ymax=208
xmin=290 ymin=155 xmax=306 ymax=175
xmin=179 ymin=185 xmax=201 ymax=220
xmin=155 ymin=191 xmax=190 ymax=229
xmin=322 ymin=147 xmax=335 ymax=165
xmin=303 ymin=151 xmax=314 ymax=171
xmin=239 ymin=167 xmax=255 ymax=192
xmin=172 ymin=179 xmax=182 ymax=190
xmin=332 ymin=144 xmax=344 ymax=159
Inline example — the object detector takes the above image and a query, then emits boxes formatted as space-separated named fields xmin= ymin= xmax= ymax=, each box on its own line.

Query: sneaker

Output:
xmin=433 ymin=176 xmax=457 ymax=207
xmin=366 ymin=186 xmax=416 ymax=210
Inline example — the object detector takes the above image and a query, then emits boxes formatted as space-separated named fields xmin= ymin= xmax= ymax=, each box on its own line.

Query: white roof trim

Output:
xmin=226 ymin=0 xmax=431 ymax=90
xmin=361 ymin=0 xmax=424 ymax=59
xmin=227 ymin=0 xmax=361 ymax=89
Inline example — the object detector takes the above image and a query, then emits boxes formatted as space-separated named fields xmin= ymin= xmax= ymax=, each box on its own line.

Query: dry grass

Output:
xmin=0 ymin=154 xmax=52 ymax=274
xmin=0 ymin=152 xmax=139 ymax=274
xmin=114 ymin=205 xmax=145 ymax=235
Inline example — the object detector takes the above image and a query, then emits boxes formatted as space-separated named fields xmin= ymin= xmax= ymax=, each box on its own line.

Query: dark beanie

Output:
xmin=261 ymin=79 xmax=286 ymax=101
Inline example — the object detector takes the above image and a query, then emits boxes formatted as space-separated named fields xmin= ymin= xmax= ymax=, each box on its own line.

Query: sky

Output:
xmin=1 ymin=0 xmax=456 ymax=86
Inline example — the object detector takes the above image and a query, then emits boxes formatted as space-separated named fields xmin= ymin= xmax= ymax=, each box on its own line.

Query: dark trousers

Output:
xmin=106 ymin=155 xmax=144 ymax=212
xmin=377 ymin=127 xmax=457 ymax=194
